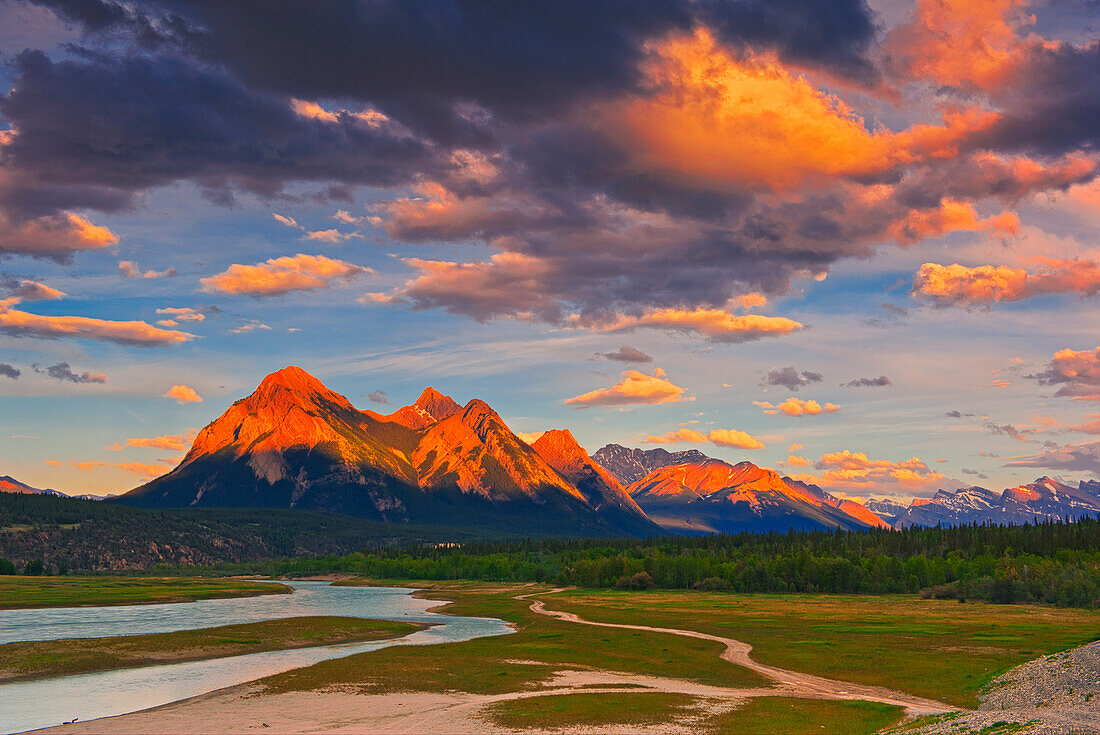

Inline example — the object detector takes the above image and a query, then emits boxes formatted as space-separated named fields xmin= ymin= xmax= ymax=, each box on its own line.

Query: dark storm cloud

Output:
xmin=32 ymin=0 xmax=881 ymax=113
xmin=33 ymin=361 xmax=106 ymax=383
xmin=1006 ymin=441 xmax=1100 ymax=474
xmin=764 ymin=367 xmax=823 ymax=392
xmin=844 ymin=375 xmax=891 ymax=388
xmin=985 ymin=422 xmax=1027 ymax=441
xmin=597 ymin=346 xmax=654 ymax=364
xmin=365 ymin=389 xmax=389 ymax=405
xmin=0 ymin=363 xmax=20 ymax=379
xmin=979 ymin=43 xmax=1100 ymax=155
xmin=3 ymin=0 xmax=1096 ymax=328
xmin=0 ymin=50 xmax=439 ymax=217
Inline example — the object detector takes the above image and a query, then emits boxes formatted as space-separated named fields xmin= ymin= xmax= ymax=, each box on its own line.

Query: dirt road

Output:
xmin=521 ymin=590 xmax=954 ymax=716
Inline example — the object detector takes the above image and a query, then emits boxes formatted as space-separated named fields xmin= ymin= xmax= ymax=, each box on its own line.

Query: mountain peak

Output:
xmin=253 ymin=366 xmax=349 ymax=409
xmin=259 ymin=365 xmax=323 ymax=391
xmin=414 ymin=386 xmax=461 ymax=422
xmin=462 ymin=398 xmax=498 ymax=420
xmin=532 ymin=429 xmax=584 ymax=458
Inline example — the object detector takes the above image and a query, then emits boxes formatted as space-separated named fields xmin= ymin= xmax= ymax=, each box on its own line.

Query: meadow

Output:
xmin=0 ymin=615 xmax=420 ymax=682
xmin=0 ymin=575 xmax=288 ymax=609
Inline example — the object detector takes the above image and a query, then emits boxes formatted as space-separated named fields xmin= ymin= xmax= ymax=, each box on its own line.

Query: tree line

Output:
xmin=257 ymin=518 xmax=1100 ymax=607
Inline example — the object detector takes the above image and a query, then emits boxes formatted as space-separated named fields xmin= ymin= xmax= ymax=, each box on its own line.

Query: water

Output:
xmin=0 ymin=581 xmax=513 ymax=734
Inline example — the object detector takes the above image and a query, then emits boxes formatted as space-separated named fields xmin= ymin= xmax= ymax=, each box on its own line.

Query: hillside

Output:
xmin=0 ymin=491 xmax=500 ymax=572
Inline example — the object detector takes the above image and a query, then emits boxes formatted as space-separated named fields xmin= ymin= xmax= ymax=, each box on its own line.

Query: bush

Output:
xmin=616 ymin=571 xmax=655 ymax=590
xmin=0 ymin=558 xmax=15 ymax=575
xmin=695 ymin=576 xmax=732 ymax=592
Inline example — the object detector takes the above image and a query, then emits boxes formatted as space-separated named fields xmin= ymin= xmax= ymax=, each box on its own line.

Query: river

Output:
xmin=0 ymin=581 xmax=513 ymax=734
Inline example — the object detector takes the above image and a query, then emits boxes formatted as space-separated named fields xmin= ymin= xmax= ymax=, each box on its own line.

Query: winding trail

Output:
xmin=519 ymin=589 xmax=955 ymax=717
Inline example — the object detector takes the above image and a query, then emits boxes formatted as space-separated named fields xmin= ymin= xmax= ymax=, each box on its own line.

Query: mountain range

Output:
xmin=0 ymin=475 xmax=113 ymax=502
xmin=591 ymin=446 xmax=889 ymax=533
xmin=866 ymin=478 xmax=1100 ymax=528
xmin=117 ymin=367 xmax=658 ymax=536
xmin=7 ymin=366 xmax=1099 ymax=536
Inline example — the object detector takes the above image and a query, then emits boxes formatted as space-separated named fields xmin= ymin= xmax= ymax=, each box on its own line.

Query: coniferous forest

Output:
xmin=2 ymin=492 xmax=1098 ymax=607
xmin=264 ymin=519 xmax=1100 ymax=608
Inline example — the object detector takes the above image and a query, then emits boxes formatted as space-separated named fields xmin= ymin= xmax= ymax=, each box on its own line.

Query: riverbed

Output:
xmin=0 ymin=581 xmax=512 ymax=734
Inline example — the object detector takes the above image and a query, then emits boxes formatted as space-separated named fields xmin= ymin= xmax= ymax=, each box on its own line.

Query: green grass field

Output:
xmin=484 ymin=692 xmax=701 ymax=730
xmin=0 ymin=576 xmax=289 ymax=609
xmin=540 ymin=589 xmax=1100 ymax=708
xmin=0 ymin=615 xmax=421 ymax=683
xmin=484 ymin=692 xmax=904 ymax=733
xmin=705 ymin=697 xmax=906 ymax=734
xmin=261 ymin=583 xmax=770 ymax=696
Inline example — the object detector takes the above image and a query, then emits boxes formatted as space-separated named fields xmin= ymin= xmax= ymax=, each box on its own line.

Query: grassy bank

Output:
xmin=0 ymin=575 xmax=289 ymax=609
xmin=485 ymin=694 xmax=904 ymax=735
xmin=0 ymin=615 xmax=422 ymax=683
xmin=539 ymin=588 xmax=1100 ymax=708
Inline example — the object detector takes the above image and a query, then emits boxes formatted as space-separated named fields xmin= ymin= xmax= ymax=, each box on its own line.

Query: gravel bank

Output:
xmin=900 ymin=641 xmax=1100 ymax=734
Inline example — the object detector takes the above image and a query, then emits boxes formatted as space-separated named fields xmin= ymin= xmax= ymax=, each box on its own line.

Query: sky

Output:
xmin=1 ymin=0 xmax=1099 ymax=500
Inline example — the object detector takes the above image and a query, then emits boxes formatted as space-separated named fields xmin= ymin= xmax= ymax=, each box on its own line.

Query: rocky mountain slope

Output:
xmin=612 ymin=454 xmax=888 ymax=533
xmin=0 ymin=476 xmax=60 ymax=496
xmin=591 ymin=444 xmax=713 ymax=485
xmin=118 ymin=367 xmax=657 ymax=536
xmin=885 ymin=477 xmax=1100 ymax=528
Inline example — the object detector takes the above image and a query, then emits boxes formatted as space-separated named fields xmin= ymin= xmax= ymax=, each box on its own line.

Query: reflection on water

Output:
xmin=0 ymin=581 xmax=512 ymax=734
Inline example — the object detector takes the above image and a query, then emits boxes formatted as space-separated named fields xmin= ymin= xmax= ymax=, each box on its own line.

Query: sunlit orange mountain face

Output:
xmin=113 ymin=366 xmax=903 ymax=535
xmin=120 ymin=367 xmax=660 ymax=536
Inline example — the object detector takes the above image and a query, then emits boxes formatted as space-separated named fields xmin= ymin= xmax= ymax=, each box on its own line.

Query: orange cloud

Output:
xmin=606 ymin=29 xmax=999 ymax=193
xmin=272 ymin=213 xmax=301 ymax=229
xmin=0 ymin=212 xmax=118 ymax=258
xmin=784 ymin=454 xmax=810 ymax=467
xmin=914 ymin=258 xmax=1100 ymax=306
xmin=566 ymin=368 xmax=688 ymax=408
xmin=164 ymin=384 xmax=203 ymax=404
xmin=302 ymin=229 xmax=361 ymax=243
xmin=644 ymin=426 xmax=765 ymax=450
xmin=110 ymin=433 xmax=194 ymax=451
xmin=156 ymin=307 xmax=205 ymax=323
xmin=884 ymin=0 xmax=1036 ymax=90
xmin=201 ymin=254 xmax=369 ymax=297
xmin=754 ymin=398 xmax=839 ymax=416
xmin=290 ymin=99 xmax=389 ymax=128
xmin=393 ymin=252 xmax=560 ymax=321
xmin=1067 ymin=415 xmax=1100 ymax=435
xmin=7 ymin=281 xmax=66 ymax=302
xmin=708 ymin=428 xmax=765 ymax=450
xmin=790 ymin=450 xmax=945 ymax=493
xmin=0 ymin=301 xmax=193 ymax=346
xmin=72 ymin=460 xmax=173 ymax=479
xmin=602 ymin=307 xmax=803 ymax=343
xmin=1033 ymin=346 xmax=1100 ymax=401
xmin=113 ymin=462 xmax=174 ymax=479
xmin=645 ymin=427 xmax=707 ymax=443
xmin=891 ymin=200 xmax=1020 ymax=244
